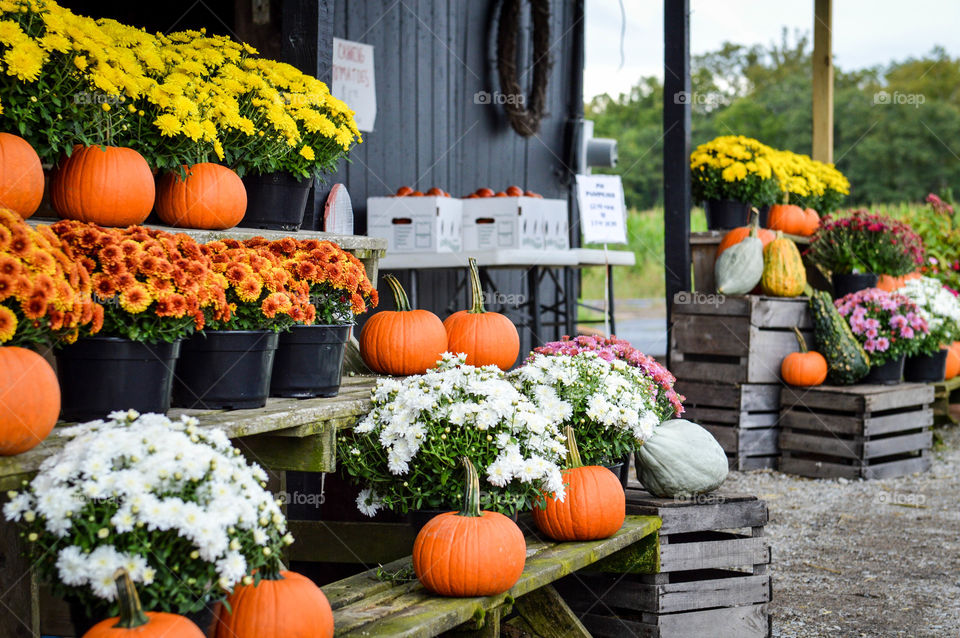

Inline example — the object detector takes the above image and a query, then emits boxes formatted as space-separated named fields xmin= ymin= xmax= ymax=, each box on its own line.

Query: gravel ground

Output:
xmin=723 ymin=425 xmax=960 ymax=638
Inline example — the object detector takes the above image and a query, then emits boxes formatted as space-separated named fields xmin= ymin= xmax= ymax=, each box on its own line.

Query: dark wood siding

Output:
xmin=327 ymin=0 xmax=583 ymax=351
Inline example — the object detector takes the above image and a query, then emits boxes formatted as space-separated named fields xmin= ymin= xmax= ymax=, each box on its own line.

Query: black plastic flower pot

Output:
xmin=56 ymin=337 xmax=181 ymax=421
xmin=270 ymin=325 xmax=351 ymax=398
xmin=704 ymin=199 xmax=751 ymax=230
xmin=863 ymin=355 xmax=905 ymax=385
xmin=831 ymin=272 xmax=878 ymax=299
xmin=172 ymin=330 xmax=279 ymax=410
xmin=238 ymin=171 xmax=312 ymax=231
xmin=904 ymin=349 xmax=948 ymax=383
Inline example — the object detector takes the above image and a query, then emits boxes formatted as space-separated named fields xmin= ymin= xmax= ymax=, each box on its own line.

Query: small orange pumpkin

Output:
xmin=716 ymin=211 xmax=775 ymax=257
xmin=359 ymin=275 xmax=448 ymax=375
xmin=780 ymin=327 xmax=828 ymax=387
xmin=443 ymin=258 xmax=520 ymax=370
xmin=83 ymin=568 xmax=204 ymax=638
xmin=413 ymin=457 xmax=526 ymax=597
xmin=802 ymin=207 xmax=820 ymax=235
xmin=0 ymin=347 xmax=59 ymax=456
xmin=945 ymin=342 xmax=960 ymax=380
xmin=156 ymin=163 xmax=247 ymax=230
xmin=766 ymin=203 xmax=810 ymax=236
xmin=876 ymin=274 xmax=904 ymax=292
xmin=216 ymin=570 xmax=334 ymax=638
xmin=533 ymin=426 xmax=625 ymax=541
xmin=0 ymin=133 xmax=44 ymax=218
xmin=52 ymin=145 xmax=155 ymax=227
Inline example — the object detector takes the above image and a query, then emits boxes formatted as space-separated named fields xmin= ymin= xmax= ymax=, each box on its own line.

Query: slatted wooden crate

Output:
xmin=677 ymin=380 xmax=781 ymax=470
xmin=779 ymin=383 xmax=934 ymax=479
xmin=558 ymin=488 xmax=771 ymax=638
xmin=670 ymin=293 xmax=812 ymax=385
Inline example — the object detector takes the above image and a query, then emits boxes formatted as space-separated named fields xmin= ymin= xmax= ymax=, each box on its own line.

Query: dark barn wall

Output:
xmin=329 ymin=0 xmax=583 ymax=351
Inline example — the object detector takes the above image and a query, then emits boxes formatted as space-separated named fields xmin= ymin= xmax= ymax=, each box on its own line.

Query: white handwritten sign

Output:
xmin=332 ymin=38 xmax=376 ymax=132
xmin=576 ymin=175 xmax=627 ymax=244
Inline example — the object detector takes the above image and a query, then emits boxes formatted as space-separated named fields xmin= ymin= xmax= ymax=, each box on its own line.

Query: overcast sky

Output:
xmin=584 ymin=0 xmax=960 ymax=99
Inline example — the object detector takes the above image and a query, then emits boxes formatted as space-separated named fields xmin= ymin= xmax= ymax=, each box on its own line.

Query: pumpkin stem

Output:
xmin=793 ymin=326 xmax=809 ymax=353
xmin=748 ymin=208 xmax=759 ymax=237
xmin=384 ymin=274 xmax=411 ymax=311
xmin=467 ymin=258 xmax=486 ymax=314
xmin=111 ymin=568 xmax=150 ymax=629
xmin=457 ymin=457 xmax=482 ymax=517
xmin=564 ymin=425 xmax=583 ymax=469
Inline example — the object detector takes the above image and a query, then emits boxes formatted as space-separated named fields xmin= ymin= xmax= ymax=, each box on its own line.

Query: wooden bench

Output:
xmin=931 ymin=375 xmax=960 ymax=426
xmin=323 ymin=515 xmax=661 ymax=637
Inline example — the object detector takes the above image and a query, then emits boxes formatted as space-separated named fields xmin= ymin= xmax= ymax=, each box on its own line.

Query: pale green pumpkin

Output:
xmin=635 ymin=419 xmax=729 ymax=498
xmin=714 ymin=225 xmax=764 ymax=295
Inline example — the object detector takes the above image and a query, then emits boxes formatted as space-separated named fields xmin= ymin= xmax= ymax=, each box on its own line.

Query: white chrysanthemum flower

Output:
xmin=356 ymin=488 xmax=382 ymax=517
xmin=55 ymin=546 xmax=89 ymax=587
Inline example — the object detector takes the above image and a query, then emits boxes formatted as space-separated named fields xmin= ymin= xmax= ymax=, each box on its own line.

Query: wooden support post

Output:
xmin=812 ymin=0 xmax=834 ymax=163
xmin=663 ymin=0 xmax=692 ymax=367
xmin=0 ymin=515 xmax=39 ymax=638
xmin=449 ymin=606 xmax=503 ymax=637
xmin=513 ymin=584 xmax=591 ymax=638
xmin=237 ymin=426 xmax=336 ymax=473
xmin=586 ymin=527 xmax=660 ymax=575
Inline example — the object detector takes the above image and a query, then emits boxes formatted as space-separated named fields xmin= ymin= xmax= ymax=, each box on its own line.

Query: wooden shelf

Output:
xmin=0 ymin=375 xmax=379 ymax=491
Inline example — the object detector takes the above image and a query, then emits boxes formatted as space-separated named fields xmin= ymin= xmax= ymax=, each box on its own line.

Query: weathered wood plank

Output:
xmin=286 ymin=521 xmax=417 ymax=564
xmin=0 ymin=515 xmax=39 ymax=638
xmin=671 ymin=315 xmax=751 ymax=357
xmin=670 ymin=358 xmax=747 ymax=385
xmin=745 ymin=328 xmax=814 ymax=384
xmin=655 ymin=603 xmax=770 ymax=637
xmin=330 ymin=516 xmax=661 ymax=637
xmin=238 ymin=427 xmax=337 ymax=472
xmin=625 ymin=490 xmax=768 ymax=534
xmin=513 ymin=584 xmax=591 ymax=638
xmin=861 ymin=453 xmax=931 ymax=479
xmin=779 ymin=430 xmax=862 ymax=460
xmin=862 ymin=430 xmax=932 ymax=459
xmin=688 ymin=408 xmax=778 ymax=429
xmin=578 ymin=613 xmax=656 ymax=638
xmin=703 ymin=425 xmax=779 ymax=456
xmin=659 ymin=536 xmax=768 ymax=573
xmin=780 ymin=383 xmax=932 ymax=413
xmin=779 ymin=455 xmax=859 ymax=480
xmin=586 ymin=529 xmax=659 ymax=575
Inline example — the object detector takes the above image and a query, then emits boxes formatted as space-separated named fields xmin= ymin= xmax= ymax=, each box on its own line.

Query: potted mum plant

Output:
xmin=172 ymin=239 xmax=312 ymax=410
xmin=51 ymin=221 xmax=226 ymax=419
xmin=3 ymin=410 xmax=292 ymax=636
xmin=0 ymin=211 xmax=100 ymax=452
xmin=806 ymin=211 xmax=925 ymax=298
xmin=690 ymin=135 xmax=780 ymax=230
xmin=898 ymin=276 xmax=960 ymax=382
xmin=341 ymin=353 xmax=567 ymax=526
xmin=510 ymin=351 xmax=661 ymax=471
xmin=835 ymin=288 xmax=929 ymax=384
xmin=246 ymin=236 xmax=378 ymax=398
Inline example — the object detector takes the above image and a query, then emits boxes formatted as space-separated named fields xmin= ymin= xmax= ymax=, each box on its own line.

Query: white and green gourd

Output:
xmin=714 ymin=210 xmax=764 ymax=295
xmin=634 ymin=419 xmax=729 ymax=498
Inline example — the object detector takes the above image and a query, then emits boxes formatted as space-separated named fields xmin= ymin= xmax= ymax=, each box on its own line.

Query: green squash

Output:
xmin=634 ymin=419 xmax=729 ymax=498
xmin=807 ymin=287 xmax=870 ymax=384
xmin=714 ymin=226 xmax=764 ymax=295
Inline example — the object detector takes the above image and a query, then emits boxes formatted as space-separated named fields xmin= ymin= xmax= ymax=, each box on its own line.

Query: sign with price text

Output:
xmin=576 ymin=175 xmax=627 ymax=244
xmin=332 ymin=38 xmax=376 ymax=132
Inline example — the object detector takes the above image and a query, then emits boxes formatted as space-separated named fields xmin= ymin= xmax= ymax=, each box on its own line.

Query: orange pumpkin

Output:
xmin=716 ymin=213 xmax=775 ymax=257
xmin=802 ymin=207 xmax=820 ymax=235
xmin=359 ymin=275 xmax=447 ymax=375
xmin=533 ymin=426 xmax=625 ymax=541
xmin=946 ymin=342 xmax=960 ymax=380
xmin=443 ymin=258 xmax=519 ymax=370
xmin=413 ymin=457 xmax=526 ymax=597
xmin=766 ymin=204 xmax=813 ymax=236
xmin=876 ymin=274 xmax=904 ymax=292
xmin=0 ymin=347 xmax=59 ymax=456
xmin=156 ymin=163 xmax=247 ymax=230
xmin=0 ymin=133 xmax=44 ymax=219
xmin=83 ymin=568 xmax=204 ymax=638
xmin=780 ymin=327 xmax=828 ymax=387
xmin=51 ymin=145 xmax=155 ymax=227
xmin=216 ymin=570 xmax=334 ymax=638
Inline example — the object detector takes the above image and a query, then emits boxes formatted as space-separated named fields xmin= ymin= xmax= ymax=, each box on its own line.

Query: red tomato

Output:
xmin=494 ymin=191 xmax=508 ymax=197
xmin=409 ymin=191 xmax=424 ymax=196
xmin=426 ymin=187 xmax=444 ymax=196
xmin=464 ymin=193 xmax=479 ymax=198
xmin=395 ymin=186 xmax=413 ymax=197
xmin=505 ymin=185 xmax=523 ymax=197
xmin=475 ymin=188 xmax=495 ymax=198
xmin=524 ymin=190 xmax=543 ymax=198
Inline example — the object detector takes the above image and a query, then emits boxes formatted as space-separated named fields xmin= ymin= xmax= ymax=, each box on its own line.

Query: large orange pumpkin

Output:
xmin=216 ymin=570 xmax=334 ymax=638
xmin=946 ymin=342 xmax=960 ymax=380
xmin=359 ymin=275 xmax=447 ymax=375
xmin=156 ymin=163 xmax=247 ymax=229
xmin=443 ymin=258 xmax=519 ymax=369
xmin=533 ymin=426 xmax=625 ymax=541
xmin=0 ymin=133 xmax=44 ymax=218
xmin=0 ymin=347 xmax=59 ymax=455
xmin=780 ymin=327 xmax=828 ymax=387
xmin=413 ymin=457 xmax=526 ymax=597
xmin=51 ymin=145 xmax=155 ymax=227
xmin=767 ymin=203 xmax=818 ymax=237
xmin=83 ymin=568 xmax=204 ymax=638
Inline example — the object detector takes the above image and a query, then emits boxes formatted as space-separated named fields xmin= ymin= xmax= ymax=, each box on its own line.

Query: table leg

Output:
xmin=407 ymin=269 xmax=418 ymax=309
xmin=528 ymin=267 xmax=542 ymax=346
xmin=607 ymin=263 xmax=617 ymax=337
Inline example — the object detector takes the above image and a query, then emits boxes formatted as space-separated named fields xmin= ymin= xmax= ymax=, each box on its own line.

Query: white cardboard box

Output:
xmin=539 ymin=198 xmax=570 ymax=250
xmin=367 ymin=196 xmax=463 ymax=253
xmin=462 ymin=197 xmax=547 ymax=250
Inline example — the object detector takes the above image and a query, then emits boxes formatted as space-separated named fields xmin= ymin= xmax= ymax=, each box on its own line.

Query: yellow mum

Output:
xmin=298 ymin=145 xmax=315 ymax=161
xmin=154 ymin=113 xmax=181 ymax=137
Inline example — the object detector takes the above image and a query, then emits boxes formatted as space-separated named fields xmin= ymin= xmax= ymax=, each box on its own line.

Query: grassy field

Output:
xmin=581 ymin=207 xmax=707 ymax=301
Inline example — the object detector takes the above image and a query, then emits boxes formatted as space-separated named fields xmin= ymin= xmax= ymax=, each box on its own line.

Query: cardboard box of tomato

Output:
xmin=461 ymin=186 xmax=568 ymax=251
xmin=367 ymin=187 xmax=462 ymax=253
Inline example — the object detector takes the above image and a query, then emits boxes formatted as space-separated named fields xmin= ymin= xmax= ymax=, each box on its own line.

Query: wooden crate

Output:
xmin=670 ymin=294 xmax=812 ymax=385
xmin=677 ymin=380 xmax=781 ymax=470
xmin=931 ymin=375 xmax=960 ymax=426
xmin=558 ymin=489 xmax=771 ymax=638
xmin=779 ymin=383 xmax=934 ymax=479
